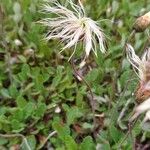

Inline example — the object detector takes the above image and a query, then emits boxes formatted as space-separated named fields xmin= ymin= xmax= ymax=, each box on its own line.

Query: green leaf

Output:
xmin=80 ymin=136 xmax=95 ymax=150
xmin=52 ymin=121 xmax=70 ymax=140
xmin=1 ymin=89 xmax=11 ymax=99
xmin=22 ymin=135 xmax=36 ymax=150
xmin=18 ymin=64 xmax=30 ymax=81
xmin=82 ymin=123 xmax=94 ymax=130
xmin=34 ymin=74 xmax=45 ymax=91
xmin=0 ymin=137 xmax=8 ymax=145
xmin=11 ymin=119 xmax=25 ymax=132
xmin=9 ymin=84 xmax=18 ymax=98
xmin=18 ymin=55 xmax=27 ymax=63
xmin=22 ymin=64 xmax=30 ymax=77
xmin=23 ymin=102 xmax=35 ymax=119
xmin=51 ymin=66 xmax=64 ymax=88
xmin=65 ymin=135 xmax=78 ymax=150
xmin=34 ymin=103 xmax=46 ymax=118
xmin=16 ymin=95 xmax=27 ymax=108
xmin=62 ymin=105 xmax=83 ymax=125
xmin=132 ymin=121 xmax=141 ymax=136
xmin=109 ymin=125 xmax=123 ymax=143
xmin=85 ymin=68 xmax=102 ymax=83
xmin=12 ymin=109 xmax=25 ymax=121
xmin=97 ymin=144 xmax=111 ymax=150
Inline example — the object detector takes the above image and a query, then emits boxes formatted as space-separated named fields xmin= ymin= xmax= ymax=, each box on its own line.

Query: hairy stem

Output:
xmin=70 ymin=57 xmax=97 ymax=131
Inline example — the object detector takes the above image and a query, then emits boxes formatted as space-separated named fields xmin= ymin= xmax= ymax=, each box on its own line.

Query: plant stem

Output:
xmin=0 ymin=133 xmax=31 ymax=150
xmin=70 ymin=57 xmax=97 ymax=131
xmin=37 ymin=131 xmax=57 ymax=150
xmin=0 ymin=4 xmax=13 ymax=83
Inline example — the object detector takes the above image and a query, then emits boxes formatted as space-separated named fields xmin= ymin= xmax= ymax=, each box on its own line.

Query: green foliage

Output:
xmin=79 ymin=136 xmax=95 ymax=150
xmin=0 ymin=0 xmax=150 ymax=149
xmin=62 ymin=104 xmax=83 ymax=126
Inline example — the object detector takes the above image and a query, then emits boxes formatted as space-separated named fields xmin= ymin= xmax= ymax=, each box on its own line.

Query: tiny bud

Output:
xmin=117 ymin=20 xmax=123 ymax=28
xmin=14 ymin=39 xmax=22 ymax=46
xmin=106 ymin=7 xmax=111 ymax=14
xmin=55 ymin=106 xmax=61 ymax=113
xmin=23 ymin=49 xmax=34 ymax=57
xmin=133 ymin=11 xmax=150 ymax=32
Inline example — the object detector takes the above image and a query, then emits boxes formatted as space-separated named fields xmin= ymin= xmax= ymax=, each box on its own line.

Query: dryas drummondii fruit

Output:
xmin=133 ymin=11 xmax=150 ymax=32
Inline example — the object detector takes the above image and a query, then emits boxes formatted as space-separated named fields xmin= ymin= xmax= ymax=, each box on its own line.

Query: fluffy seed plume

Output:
xmin=126 ymin=44 xmax=150 ymax=122
xmin=130 ymin=98 xmax=150 ymax=122
xmin=143 ymin=109 xmax=150 ymax=123
xmin=126 ymin=44 xmax=150 ymax=82
xmin=39 ymin=0 xmax=106 ymax=59
xmin=126 ymin=44 xmax=150 ymax=102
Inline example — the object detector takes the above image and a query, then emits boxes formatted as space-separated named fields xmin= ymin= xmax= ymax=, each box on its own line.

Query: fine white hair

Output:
xmin=39 ymin=0 xmax=106 ymax=60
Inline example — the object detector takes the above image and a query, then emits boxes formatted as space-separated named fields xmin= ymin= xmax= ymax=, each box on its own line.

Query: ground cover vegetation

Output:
xmin=0 ymin=0 xmax=150 ymax=149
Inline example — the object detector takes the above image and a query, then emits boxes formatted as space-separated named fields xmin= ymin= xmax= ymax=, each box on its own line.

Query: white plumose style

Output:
xmin=126 ymin=44 xmax=150 ymax=81
xmin=126 ymin=44 xmax=150 ymax=122
xmin=40 ymin=0 xmax=106 ymax=59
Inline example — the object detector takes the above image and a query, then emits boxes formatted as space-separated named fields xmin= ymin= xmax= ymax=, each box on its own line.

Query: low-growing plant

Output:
xmin=1 ymin=0 xmax=150 ymax=149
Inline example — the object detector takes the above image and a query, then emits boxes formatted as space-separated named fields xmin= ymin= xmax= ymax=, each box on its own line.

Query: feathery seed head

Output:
xmin=126 ymin=44 xmax=150 ymax=122
xmin=126 ymin=44 xmax=150 ymax=102
xmin=130 ymin=97 xmax=150 ymax=122
xmin=126 ymin=44 xmax=150 ymax=83
xmin=39 ymin=0 xmax=106 ymax=59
